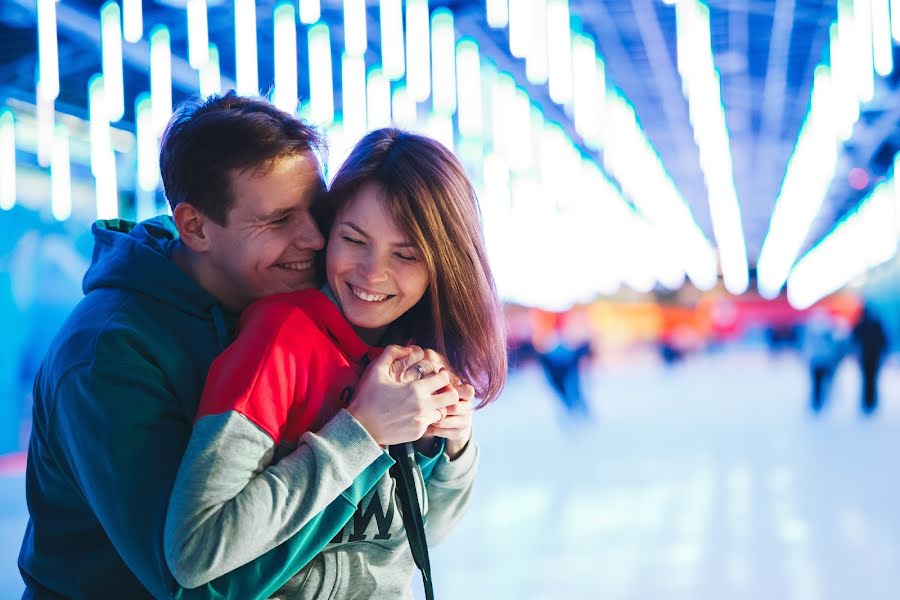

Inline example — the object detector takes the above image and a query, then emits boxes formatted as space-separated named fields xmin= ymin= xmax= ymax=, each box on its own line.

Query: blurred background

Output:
xmin=2 ymin=0 xmax=900 ymax=598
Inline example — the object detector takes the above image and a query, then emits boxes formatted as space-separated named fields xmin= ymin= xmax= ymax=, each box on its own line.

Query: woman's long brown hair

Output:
xmin=319 ymin=128 xmax=507 ymax=406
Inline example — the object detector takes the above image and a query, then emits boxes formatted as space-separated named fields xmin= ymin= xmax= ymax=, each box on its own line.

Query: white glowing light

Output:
xmin=308 ymin=24 xmax=334 ymax=126
xmin=299 ymin=0 xmax=320 ymax=24
xmin=36 ymin=84 xmax=54 ymax=168
xmin=871 ymin=0 xmax=893 ymax=77
xmin=486 ymin=0 xmax=509 ymax=29
xmin=855 ymin=0 xmax=875 ymax=102
xmin=547 ymin=0 xmax=573 ymax=105
xmin=0 ymin=110 xmax=15 ymax=210
xmin=38 ymin=0 xmax=59 ymax=101
xmin=187 ymin=0 xmax=210 ymax=69
xmin=235 ymin=0 xmax=259 ymax=95
xmin=342 ymin=52 xmax=367 ymax=142
xmin=572 ymin=33 xmax=602 ymax=148
xmin=199 ymin=43 xmax=222 ymax=96
xmin=456 ymin=38 xmax=483 ymax=138
xmin=426 ymin=113 xmax=454 ymax=151
xmin=273 ymin=2 xmax=299 ymax=114
xmin=150 ymin=26 xmax=172 ymax=136
xmin=508 ymin=0 xmax=533 ymax=59
xmin=123 ymin=0 xmax=143 ymax=43
xmin=406 ymin=0 xmax=431 ymax=103
xmin=787 ymin=180 xmax=898 ymax=309
xmin=367 ymin=68 xmax=391 ymax=130
xmin=51 ymin=124 xmax=71 ymax=221
xmin=380 ymin=0 xmax=405 ymax=80
xmin=675 ymin=0 xmax=748 ymax=294
xmin=391 ymin=85 xmax=417 ymax=128
xmin=344 ymin=0 xmax=367 ymax=56
xmin=893 ymin=0 xmax=900 ymax=42
xmin=431 ymin=9 xmax=457 ymax=115
xmin=526 ymin=0 xmax=549 ymax=85
xmin=89 ymin=76 xmax=118 ymax=219
xmin=136 ymin=93 xmax=159 ymax=192
xmin=101 ymin=1 xmax=125 ymax=122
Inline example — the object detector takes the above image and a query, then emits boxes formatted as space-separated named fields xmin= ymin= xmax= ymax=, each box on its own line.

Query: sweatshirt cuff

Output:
xmin=318 ymin=409 xmax=394 ymax=503
xmin=431 ymin=438 xmax=479 ymax=484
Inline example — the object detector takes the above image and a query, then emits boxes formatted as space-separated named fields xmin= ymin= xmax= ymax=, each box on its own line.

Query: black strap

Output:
xmin=389 ymin=443 xmax=434 ymax=600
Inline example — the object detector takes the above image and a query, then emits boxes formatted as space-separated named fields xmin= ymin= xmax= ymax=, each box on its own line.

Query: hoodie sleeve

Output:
xmin=423 ymin=438 xmax=480 ymax=545
xmin=51 ymin=359 xmax=391 ymax=600
xmin=164 ymin=302 xmax=394 ymax=590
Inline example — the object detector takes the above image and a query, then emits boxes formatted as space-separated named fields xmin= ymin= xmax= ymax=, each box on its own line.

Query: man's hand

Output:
xmin=347 ymin=345 xmax=460 ymax=446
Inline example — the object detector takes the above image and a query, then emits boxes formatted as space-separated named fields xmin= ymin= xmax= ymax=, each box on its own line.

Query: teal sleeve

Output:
xmin=52 ymin=362 xmax=393 ymax=600
xmin=415 ymin=438 xmax=446 ymax=481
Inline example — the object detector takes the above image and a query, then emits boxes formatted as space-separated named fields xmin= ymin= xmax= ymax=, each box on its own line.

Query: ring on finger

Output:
xmin=412 ymin=363 xmax=428 ymax=380
xmin=434 ymin=406 xmax=446 ymax=423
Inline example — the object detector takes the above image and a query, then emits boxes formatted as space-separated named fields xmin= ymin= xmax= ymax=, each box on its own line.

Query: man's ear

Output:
xmin=173 ymin=202 xmax=212 ymax=252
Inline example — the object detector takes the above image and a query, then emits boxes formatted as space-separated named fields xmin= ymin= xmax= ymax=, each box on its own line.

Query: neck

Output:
xmin=171 ymin=241 xmax=243 ymax=312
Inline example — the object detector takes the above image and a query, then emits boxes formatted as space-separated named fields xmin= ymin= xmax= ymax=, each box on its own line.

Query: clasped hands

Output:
xmin=346 ymin=345 xmax=474 ymax=460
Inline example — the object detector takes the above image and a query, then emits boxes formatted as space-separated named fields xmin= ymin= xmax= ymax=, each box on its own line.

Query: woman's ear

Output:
xmin=172 ymin=203 xmax=211 ymax=252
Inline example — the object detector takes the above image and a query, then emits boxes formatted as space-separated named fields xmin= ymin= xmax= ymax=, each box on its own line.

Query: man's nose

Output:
xmin=294 ymin=213 xmax=325 ymax=251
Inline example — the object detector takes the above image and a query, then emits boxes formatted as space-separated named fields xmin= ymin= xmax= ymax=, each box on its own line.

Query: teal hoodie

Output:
xmin=16 ymin=217 xmax=359 ymax=599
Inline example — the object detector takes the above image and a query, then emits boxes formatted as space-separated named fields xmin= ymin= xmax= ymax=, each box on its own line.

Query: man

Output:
xmin=18 ymin=92 xmax=449 ymax=598
xmin=851 ymin=304 xmax=889 ymax=415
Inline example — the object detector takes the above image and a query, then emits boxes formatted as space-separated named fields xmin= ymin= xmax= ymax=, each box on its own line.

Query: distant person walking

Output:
xmin=802 ymin=310 xmax=839 ymax=414
xmin=851 ymin=305 xmax=889 ymax=415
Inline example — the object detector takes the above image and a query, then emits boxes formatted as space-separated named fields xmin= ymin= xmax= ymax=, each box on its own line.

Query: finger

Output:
xmin=442 ymin=400 xmax=474 ymax=417
xmin=428 ymin=386 xmax=461 ymax=409
xmin=413 ymin=370 xmax=453 ymax=395
xmin=422 ymin=349 xmax=461 ymax=385
xmin=387 ymin=346 xmax=426 ymax=381
xmin=453 ymin=383 xmax=476 ymax=402
xmin=402 ymin=359 xmax=436 ymax=383
xmin=427 ymin=415 xmax=470 ymax=433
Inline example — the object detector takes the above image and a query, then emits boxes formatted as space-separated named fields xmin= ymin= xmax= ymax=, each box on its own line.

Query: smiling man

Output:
xmin=16 ymin=93 xmax=433 ymax=599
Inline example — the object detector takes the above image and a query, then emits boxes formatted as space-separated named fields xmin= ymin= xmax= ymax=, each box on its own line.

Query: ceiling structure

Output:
xmin=2 ymin=0 xmax=897 ymax=291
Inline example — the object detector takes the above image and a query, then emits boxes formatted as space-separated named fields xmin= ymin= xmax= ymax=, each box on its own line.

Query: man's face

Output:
xmin=204 ymin=152 xmax=325 ymax=310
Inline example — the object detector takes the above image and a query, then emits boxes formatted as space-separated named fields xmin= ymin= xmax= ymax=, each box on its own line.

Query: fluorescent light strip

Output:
xmin=787 ymin=179 xmax=898 ymax=309
xmin=871 ymin=0 xmax=893 ymax=77
xmin=426 ymin=113 xmax=454 ymax=151
xmin=601 ymin=89 xmax=718 ymax=290
xmin=101 ymin=1 xmax=125 ymax=122
xmin=431 ymin=9 xmax=457 ymax=116
xmin=150 ymin=26 xmax=172 ymax=136
xmin=89 ymin=76 xmax=118 ymax=219
xmin=341 ymin=52 xmax=367 ymax=143
xmin=187 ymin=0 xmax=210 ymax=69
xmin=123 ymin=0 xmax=143 ymax=43
xmin=344 ymin=0 xmax=367 ymax=56
xmin=199 ymin=43 xmax=222 ymax=97
xmin=526 ymin=0 xmax=549 ymax=85
xmin=299 ymin=0 xmax=320 ymax=25
xmin=380 ymin=0 xmax=405 ymax=80
xmin=893 ymin=0 xmax=900 ymax=42
xmin=135 ymin=93 xmax=159 ymax=192
xmin=37 ymin=0 xmax=59 ymax=101
xmin=366 ymin=67 xmax=391 ymax=130
xmin=675 ymin=0 xmax=748 ymax=294
xmin=0 ymin=110 xmax=14 ymax=210
xmin=235 ymin=0 xmax=259 ymax=95
xmin=456 ymin=38 xmax=483 ymax=138
xmin=391 ymin=85 xmax=417 ymax=128
xmin=308 ymin=24 xmax=335 ymax=126
xmin=758 ymin=9 xmax=868 ymax=297
xmin=51 ymin=124 xmax=72 ymax=221
xmin=273 ymin=2 xmax=299 ymax=114
xmin=406 ymin=0 xmax=431 ymax=103
xmin=508 ymin=86 xmax=532 ymax=172
xmin=546 ymin=0 xmax=573 ymax=106
xmin=486 ymin=0 xmax=508 ymax=28
xmin=36 ymin=84 xmax=54 ymax=168
xmin=508 ymin=0 xmax=533 ymax=59
xmin=855 ymin=0 xmax=875 ymax=102
xmin=572 ymin=33 xmax=602 ymax=149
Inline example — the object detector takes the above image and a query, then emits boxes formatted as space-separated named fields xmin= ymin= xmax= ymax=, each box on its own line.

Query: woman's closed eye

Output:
xmin=343 ymin=235 xmax=365 ymax=245
xmin=394 ymin=252 xmax=417 ymax=262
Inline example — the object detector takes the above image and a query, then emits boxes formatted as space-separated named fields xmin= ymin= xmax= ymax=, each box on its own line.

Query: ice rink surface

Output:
xmin=2 ymin=347 xmax=898 ymax=600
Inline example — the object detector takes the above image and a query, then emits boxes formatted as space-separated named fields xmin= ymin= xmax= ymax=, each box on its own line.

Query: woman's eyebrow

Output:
xmin=340 ymin=221 xmax=370 ymax=237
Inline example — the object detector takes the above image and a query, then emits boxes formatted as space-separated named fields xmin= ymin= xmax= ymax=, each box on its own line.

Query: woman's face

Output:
xmin=326 ymin=182 xmax=429 ymax=343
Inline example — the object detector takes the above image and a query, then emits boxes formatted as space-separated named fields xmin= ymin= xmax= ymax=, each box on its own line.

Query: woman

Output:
xmin=164 ymin=128 xmax=507 ymax=599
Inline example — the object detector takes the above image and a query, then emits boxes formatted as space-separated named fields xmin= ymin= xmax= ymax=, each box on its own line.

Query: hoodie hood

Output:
xmin=83 ymin=216 xmax=222 ymax=320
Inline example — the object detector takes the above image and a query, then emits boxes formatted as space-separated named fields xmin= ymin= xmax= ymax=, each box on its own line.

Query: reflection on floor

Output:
xmin=1 ymin=348 xmax=898 ymax=599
